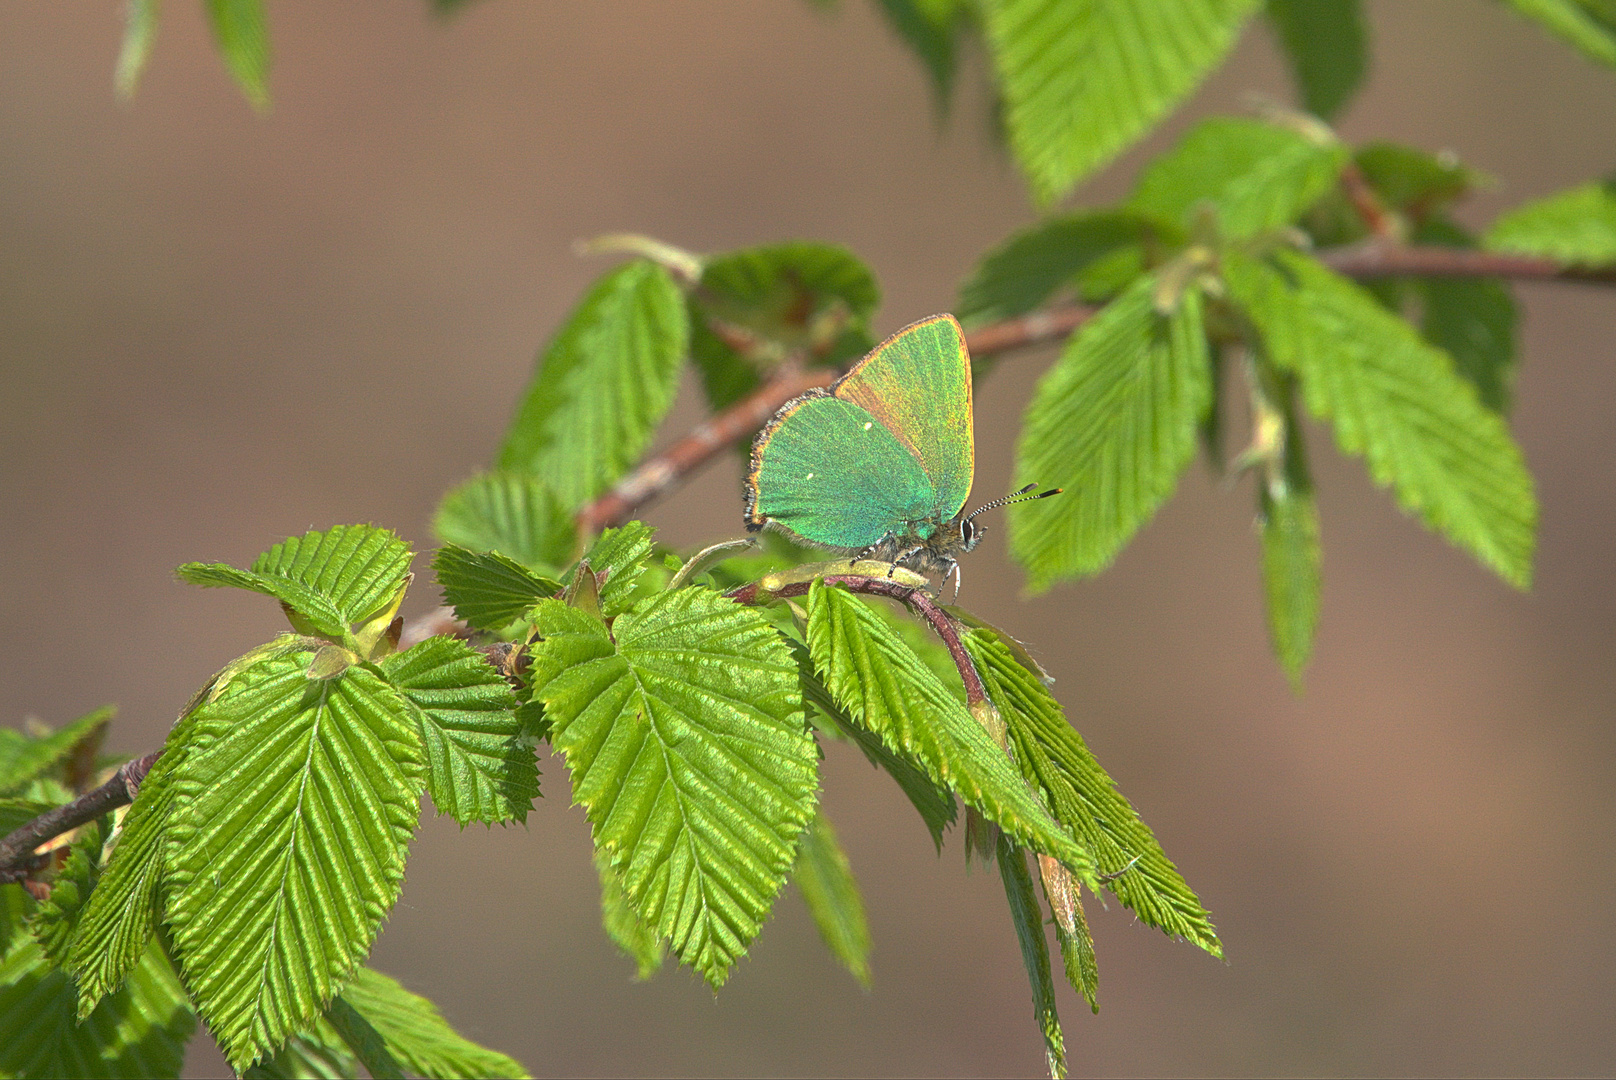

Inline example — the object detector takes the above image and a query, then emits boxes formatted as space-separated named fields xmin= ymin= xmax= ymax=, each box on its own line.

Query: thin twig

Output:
xmin=0 ymin=752 xmax=159 ymax=876
xmin=1318 ymin=239 xmax=1616 ymax=283
xmin=1337 ymin=162 xmax=1401 ymax=240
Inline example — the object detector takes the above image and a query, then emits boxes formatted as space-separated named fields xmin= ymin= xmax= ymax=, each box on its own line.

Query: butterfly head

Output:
xmin=952 ymin=483 xmax=1062 ymax=553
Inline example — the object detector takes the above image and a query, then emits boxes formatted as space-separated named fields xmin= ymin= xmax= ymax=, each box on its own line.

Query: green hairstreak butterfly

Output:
xmin=743 ymin=313 xmax=1058 ymax=595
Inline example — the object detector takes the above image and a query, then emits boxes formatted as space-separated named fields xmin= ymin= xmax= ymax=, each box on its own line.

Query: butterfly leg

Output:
xmin=886 ymin=546 xmax=926 ymax=580
xmin=944 ymin=559 xmax=962 ymax=600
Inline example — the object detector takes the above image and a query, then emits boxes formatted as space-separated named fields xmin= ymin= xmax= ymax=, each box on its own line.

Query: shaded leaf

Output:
xmin=957 ymin=211 xmax=1149 ymax=325
xmin=433 ymin=472 xmax=578 ymax=574
xmin=325 ymin=997 xmax=403 ymax=1080
xmin=115 ymin=0 xmax=158 ymax=101
xmin=0 ymin=707 xmax=114 ymax=795
xmin=805 ymin=583 xmax=1091 ymax=875
xmin=381 ymin=636 xmax=536 ymax=827
xmin=578 ymin=521 xmax=657 ymax=618
xmin=997 ymin=837 xmax=1066 ymax=1079
xmin=164 ymin=650 xmax=424 ymax=1070
xmin=28 ymin=817 xmax=108 ymax=966
xmin=528 ymin=591 xmax=818 ymax=987
xmin=1485 ymin=178 xmax=1616 ymax=266
xmin=498 ymin=261 xmax=689 ymax=509
xmin=1225 ymin=249 xmax=1536 ymax=587
xmin=338 ymin=966 xmax=530 ymax=1079
xmin=1266 ymin=0 xmax=1367 ymax=120
xmin=1256 ymin=397 xmax=1322 ymax=687
xmin=1354 ymin=142 xmax=1481 ymax=218
xmin=1128 ymin=116 xmax=1348 ymax=239
xmin=1010 ymin=274 xmax=1211 ymax=589
xmin=596 ymin=847 xmax=665 ymax=980
xmin=982 ymin=0 xmax=1262 ymax=203
xmin=433 ymin=545 xmax=562 ymax=632
xmin=873 ymin=0 xmax=972 ymax=106
xmin=793 ymin=810 xmax=871 ymax=987
xmin=204 ymin=0 xmax=271 ymax=110
xmin=1414 ymin=218 xmax=1517 ymax=413
xmin=175 ymin=563 xmax=348 ymax=638
xmin=1502 ymin=0 xmax=1616 ymax=68
xmin=964 ymin=627 xmax=1220 ymax=954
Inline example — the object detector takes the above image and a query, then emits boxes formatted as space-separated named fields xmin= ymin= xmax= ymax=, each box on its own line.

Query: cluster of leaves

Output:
xmin=0 ymin=526 xmax=531 ymax=1076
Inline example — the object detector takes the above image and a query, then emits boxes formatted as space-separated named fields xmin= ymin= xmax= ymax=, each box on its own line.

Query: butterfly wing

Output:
xmin=746 ymin=392 xmax=939 ymax=551
xmin=832 ymin=314 xmax=974 ymax=522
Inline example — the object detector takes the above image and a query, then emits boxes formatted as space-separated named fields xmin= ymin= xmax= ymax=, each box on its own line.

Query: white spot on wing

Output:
xmin=806 ymin=472 xmax=814 ymax=480
xmin=863 ymin=421 xmax=872 ymax=430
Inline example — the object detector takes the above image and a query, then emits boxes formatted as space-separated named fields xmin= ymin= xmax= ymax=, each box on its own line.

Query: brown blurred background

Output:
xmin=2 ymin=2 xmax=1613 ymax=1076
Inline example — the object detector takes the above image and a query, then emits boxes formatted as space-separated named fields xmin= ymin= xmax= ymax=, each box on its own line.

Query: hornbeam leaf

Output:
xmin=596 ymin=847 xmax=665 ymax=980
xmin=1128 ymin=116 xmax=1348 ymax=240
xmin=578 ymin=521 xmax=657 ymax=618
xmin=1502 ymin=0 xmax=1616 ymax=68
xmin=175 ymin=563 xmax=348 ymax=638
xmin=1485 ymin=178 xmax=1616 ymax=266
xmin=433 ymin=472 xmax=578 ymax=574
xmin=997 ymin=837 xmax=1067 ymax=1080
xmin=793 ymin=810 xmax=872 ymax=988
xmin=957 ymin=211 xmax=1149 ymax=325
xmin=250 ymin=525 xmax=415 ymax=627
xmin=528 ymin=590 xmax=818 ymax=987
xmin=115 ymin=0 xmax=158 ymax=101
xmin=1266 ymin=0 xmax=1367 ymax=120
xmin=804 ymin=583 xmax=1091 ymax=875
xmin=0 ymin=937 xmax=194 ymax=1079
xmin=1261 ymin=475 xmax=1322 ymax=689
xmin=873 ymin=0 xmax=972 ymax=108
xmin=982 ymin=0 xmax=1262 ymax=204
xmin=28 ymin=817 xmax=108 ymax=966
xmin=498 ymin=260 xmax=688 ymax=509
xmin=1413 ymin=218 xmax=1518 ymax=414
xmin=336 ymin=966 xmax=531 ymax=1079
xmin=1224 ymin=249 xmax=1536 ymax=588
xmin=433 ymin=545 xmax=563 ymax=632
xmin=1010 ymin=273 xmax=1211 ymax=589
xmin=164 ymin=650 xmax=424 ymax=1071
xmin=0 ymin=706 xmax=114 ymax=795
xmin=964 ymin=627 xmax=1221 ymax=955
xmin=381 ymin=635 xmax=537 ymax=826
xmin=204 ymin=0 xmax=271 ymax=110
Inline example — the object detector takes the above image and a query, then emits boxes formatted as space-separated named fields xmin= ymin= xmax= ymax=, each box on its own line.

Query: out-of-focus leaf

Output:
xmin=204 ymin=0 xmax=271 ymax=110
xmin=1266 ymin=0 xmax=1367 ymax=120
xmin=434 ymin=472 xmax=578 ymax=574
xmin=793 ymin=810 xmax=872 ymax=987
xmin=1485 ymin=178 xmax=1616 ymax=266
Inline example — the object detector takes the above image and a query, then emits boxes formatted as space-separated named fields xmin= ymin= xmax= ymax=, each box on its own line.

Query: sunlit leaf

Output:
xmin=433 ymin=545 xmax=562 ymax=632
xmin=434 ymin=472 xmax=578 ymax=574
xmin=1485 ymin=178 xmax=1616 ymax=266
xmin=338 ymin=966 xmax=530 ymax=1079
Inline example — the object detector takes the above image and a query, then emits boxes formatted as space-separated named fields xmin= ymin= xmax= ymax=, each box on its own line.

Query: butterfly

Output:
xmin=743 ymin=313 xmax=1058 ymax=596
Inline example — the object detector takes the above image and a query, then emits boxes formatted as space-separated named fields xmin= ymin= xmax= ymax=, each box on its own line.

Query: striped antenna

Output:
xmin=964 ymin=483 xmax=1062 ymax=523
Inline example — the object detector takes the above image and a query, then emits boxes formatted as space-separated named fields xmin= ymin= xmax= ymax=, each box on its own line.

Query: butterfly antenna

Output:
xmin=964 ymin=483 xmax=1063 ymax=522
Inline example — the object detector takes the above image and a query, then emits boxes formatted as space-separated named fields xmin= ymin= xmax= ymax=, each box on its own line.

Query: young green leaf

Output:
xmin=578 ymin=520 xmax=657 ymax=617
xmin=204 ymin=0 xmax=271 ymax=110
xmin=982 ymin=0 xmax=1262 ymax=204
xmin=163 ymin=650 xmax=425 ymax=1071
xmin=596 ymin=847 xmax=665 ymax=980
xmin=1010 ymin=274 xmax=1212 ymax=589
xmin=689 ymin=243 xmax=879 ymax=411
xmin=0 ymin=937 xmax=195 ymax=1080
xmin=175 ymin=563 xmax=349 ymax=638
xmin=1258 ymin=412 xmax=1322 ymax=688
xmin=242 ymin=1024 xmax=358 ymax=1079
xmin=1485 ymin=178 xmax=1616 ymax=266
xmin=380 ymin=635 xmax=537 ymax=827
xmin=336 ymin=966 xmax=531 ymax=1079
xmin=804 ymin=583 xmax=1091 ymax=876
xmin=996 ymin=837 xmax=1067 ymax=1080
xmin=433 ymin=545 xmax=563 ymax=632
xmin=250 ymin=525 xmax=415 ymax=629
xmin=528 ymin=590 xmax=818 ymax=987
xmin=964 ymin=626 xmax=1221 ymax=955
xmin=115 ymin=0 xmax=158 ymax=101
xmin=434 ymin=472 xmax=579 ymax=574
xmin=873 ymin=0 xmax=972 ymax=108
xmin=1502 ymin=0 xmax=1616 ymax=68
xmin=0 ymin=706 xmax=114 ymax=795
xmin=793 ymin=810 xmax=872 ymax=988
xmin=1127 ymin=116 xmax=1348 ymax=240
xmin=498 ymin=260 xmax=689 ymax=508
xmin=325 ymin=997 xmax=403 ymax=1080
xmin=1414 ymin=218 xmax=1517 ymax=414
xmin=1266 ymin=0 xmax=1367 ymax=121
xmin=1225 ymin=249 xmax=1537 ymax=588
xmin=28 ymin=817 xmax=108 ymax=966
xmin=957 ymin=211 xmax=1148 ymax=325
xmin=1037 ymin=854 xmax=1099 ymax=1012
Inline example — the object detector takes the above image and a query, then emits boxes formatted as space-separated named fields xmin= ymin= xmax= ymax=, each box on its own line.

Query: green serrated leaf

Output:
xmin=1225 ymin=249 xmax=1537 ymax=588
xmin=1128 ymin=116 xmax=1348 ymax=239
xmin=964 ymin=626 xmax=1221 ymax=955
xmin=1035 ymin=854 xmax=1099 ymax=1012
xmin=689 ymin=243 xmax=879 ymax=411
xmin=251 ymin=525 xmax=415 ymax=628
xmin=578 ymin=521 xmax=657 ymax=618
xmin=983 ymin=0 xmax=1262 ymax=204
xmin=528 ymin=590 xmax=818 ymax=987
xmin=1502 ymin=0 xmax=1616 ymax=68
xmin=0 ymin=936 xmax=194 ymax=1080
xmin=337 ymin=966 xmax=531 ymax=1079
xmin=163 ymin=651 xmax=424 ymax=1071
xmin=1010 ymin=273 xmax=1211 ymax=590
xmin=381 ymin=636 xmax=536 ymax=827
xmin=791 ymin=640 xmax=958 ymax=849
xmin=498 ymin=261 xmax=689 ymax=508
xmin=997 ymin=837 xmax=1066 ymax=1079
xmin=433 ymin=545 xmax=562 ymax=632
xmin=242 ymin=1024 xmax=357 ymax=1080
xmin=1266 ymin=0 xmax=1367 ymax=120
xmin=805 ymin=583 xmax=1091 ymax=876
xmin=204 ymin=0 xmax=270 ymax=110
xmin=176 ymin=563 xmax=350 ymax=638
xmin=1414 ymin=217 xmax=1517 ymax=414
xmin=28 ymin=817 xmax=108 ymax=966
xmin=0 ymin=707 xmax=114 ymax=795
xmin=794 ymin=809 xmax=872 ymax=988
xmin=1485 ymin=178 xmax=1616 ymax=266
xmin=596 ymin=847 xmax=665 ymax=980
xmin=115 ymin=0 xmax=158 ymax=101
xmin=957 ymin=211 xmax=1148 ymax=325
xmin=873 ymin=0 xmax=972 ymax=108
xmin=433 ymin=472 xmax=578 ymax=574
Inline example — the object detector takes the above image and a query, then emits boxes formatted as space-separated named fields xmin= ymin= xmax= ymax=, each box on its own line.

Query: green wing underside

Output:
xmin=752 ymin=396 xmax=942 ymax=550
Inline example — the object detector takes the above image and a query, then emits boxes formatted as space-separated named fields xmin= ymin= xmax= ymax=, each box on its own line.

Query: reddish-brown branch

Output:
xmin=0 ymin=752 xmax=159 ymax=878
xmin=1317 ymin=240 xmax=1616 ymax=283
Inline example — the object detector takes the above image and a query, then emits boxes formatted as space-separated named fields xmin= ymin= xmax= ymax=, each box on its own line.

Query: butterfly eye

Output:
xmin=959 ymin=519 xmax=976 ymax=545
